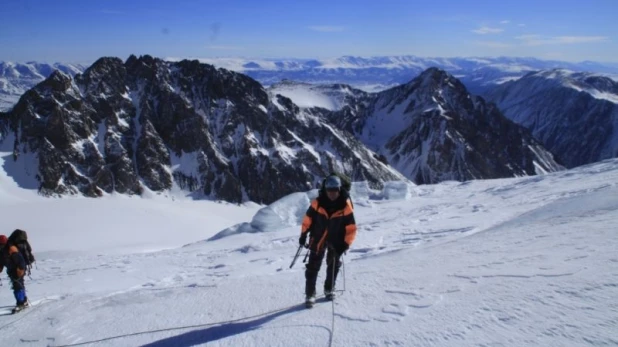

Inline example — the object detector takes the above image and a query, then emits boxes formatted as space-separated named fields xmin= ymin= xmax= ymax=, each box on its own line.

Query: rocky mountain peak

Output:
xmin=0 ymin=56 xmax=405 ymax=202
xmin=329 ymin=68 xmax=563 ymax=184
xmin=39 ymin=70 xmax=73 ymax=92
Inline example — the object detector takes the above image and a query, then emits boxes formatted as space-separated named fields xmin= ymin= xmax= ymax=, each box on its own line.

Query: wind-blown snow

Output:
xmin=567 ymin=83 xmax=618 ymax=103
xmin=0 ymin=157 xmax=617 ymax=346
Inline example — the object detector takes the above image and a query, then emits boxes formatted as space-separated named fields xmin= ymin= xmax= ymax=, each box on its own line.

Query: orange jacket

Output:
xmin=301 ymin=195 xmax=357 ymax=253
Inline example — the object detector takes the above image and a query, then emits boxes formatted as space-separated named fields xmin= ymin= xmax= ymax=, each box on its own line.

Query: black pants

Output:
xmin=305 ymin=247 xmax=342 ymax=296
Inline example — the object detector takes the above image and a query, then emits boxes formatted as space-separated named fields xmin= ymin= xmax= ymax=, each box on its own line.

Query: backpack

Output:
xmin=8 ymin=229 xmax=35 ymax=275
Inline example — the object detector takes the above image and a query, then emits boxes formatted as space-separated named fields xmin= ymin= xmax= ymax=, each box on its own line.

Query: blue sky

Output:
xmin=1 ymin=0 xmax=616 ymax=63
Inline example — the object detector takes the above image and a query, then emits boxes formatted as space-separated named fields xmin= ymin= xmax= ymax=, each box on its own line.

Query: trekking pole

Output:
xmin=302 ymin=248 xmax=310 ymax=263
xmin=341 ymin=255 xmax=346 ymax=292
xmin=289 ymin=245 xmax=304 ymax=269
xmin=328 ymin=250 xmax=338 ymax=347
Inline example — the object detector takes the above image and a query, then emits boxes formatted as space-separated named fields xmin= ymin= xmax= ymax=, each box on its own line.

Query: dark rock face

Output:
xmin=485 ymin=69 xmax=618 ymax=168
xmin=329 ymin=68 xmax=563 ymax=184
xmin=0 ymin=56 xmax=404 ymax=203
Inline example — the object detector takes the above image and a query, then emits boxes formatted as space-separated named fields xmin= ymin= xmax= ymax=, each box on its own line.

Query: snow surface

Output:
xmin=269 ymin=84 xmax=343 ymax=111
xmin=0 ymin=156 xmax=617 ymax=346
xmin=0 ymin=94 xmax=19 ymax=112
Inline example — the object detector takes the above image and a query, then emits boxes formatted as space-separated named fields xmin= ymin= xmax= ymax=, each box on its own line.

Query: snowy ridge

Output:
xmin=0 ymin=61 xmax=86 ymax=111
xmin=209 ymin=181 xmax=415 ymax=241
xmin=268 ymin=81 xmax=367 ymax=111
xmin=0 ymin=155 xmax=617 ymax=346
xmin=486 ymin=69 xmax=618 ymax=168
xmin=531 ymin=69 xmax=618 ymax=103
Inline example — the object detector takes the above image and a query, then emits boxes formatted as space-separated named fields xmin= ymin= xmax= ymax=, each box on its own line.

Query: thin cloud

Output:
xmin=307 ymin=26 xmax=345 ymax=32
xmin=515 ymin=34 xmax=609 ymax=45
xmin=556 ymin=36 xmax=609 ymax=43
xmin=518 ymin=23 xmax=526 ymax=27
xmin=500 ymin=20 xmax=510 ymax=24
xmin=471 ymin=26 xmax=504 ymax=34
xmin=205 ymin=45 xmax=244 ymax=50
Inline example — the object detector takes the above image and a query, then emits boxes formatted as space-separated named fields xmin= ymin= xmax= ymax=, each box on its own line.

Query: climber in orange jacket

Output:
xmin=299 ymin=175 xmax=357 ymax=307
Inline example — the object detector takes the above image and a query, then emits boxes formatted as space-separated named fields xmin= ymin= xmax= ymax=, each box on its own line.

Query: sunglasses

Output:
xmin=326 ymin=188 xmax=340 ymax=192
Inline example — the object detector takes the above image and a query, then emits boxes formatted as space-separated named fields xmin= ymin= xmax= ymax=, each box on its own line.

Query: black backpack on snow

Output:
xmin=8 ymin=229 xmax=35 ymax=274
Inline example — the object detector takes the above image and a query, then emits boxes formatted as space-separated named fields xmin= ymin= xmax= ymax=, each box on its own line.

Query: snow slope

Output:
xmin=0 ymin=156 xmax=617 ymax=346
xmin=268 ymin=83 xmax=343 ymax=110
xmin=268 ymin=81 xmax=366 ymax=111
xmin=0 ymin=62 xmax=86 ymax=111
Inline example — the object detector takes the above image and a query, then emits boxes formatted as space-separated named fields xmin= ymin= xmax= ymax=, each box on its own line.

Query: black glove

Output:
xmin=336 ymin=242 xmax=349 ymax=255
xmin=299 ymin=233 xmax=307 ymax=247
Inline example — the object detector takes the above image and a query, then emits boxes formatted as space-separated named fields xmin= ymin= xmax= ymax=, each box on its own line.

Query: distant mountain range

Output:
xmin=0 ymin=56 xmax=565 ymax=202
xmin=1 ymin=55 xmax=617 ymax=202
xmin=3 ymin=56 xmax=618 ymax=112
xmin=180 ymin=55 xmax=618 ymax=95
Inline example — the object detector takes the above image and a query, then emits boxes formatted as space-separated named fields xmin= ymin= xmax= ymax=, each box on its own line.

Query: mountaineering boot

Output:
xmin=11 ymin=303 xmax=27 ymax=314
xmin=325 ymin=289 xmax=335 ymax=301
xmin=305 ymin=294 xmax=316 ymax=308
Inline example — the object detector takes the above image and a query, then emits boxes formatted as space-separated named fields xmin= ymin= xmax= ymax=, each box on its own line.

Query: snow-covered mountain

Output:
xmin=0 ymin=55 xmax=405 ymax=203
xmin=324 ymin=68 xmax=563 ymax=184
xmin=268 ymin=80 xmax=367 ymax=111
xmin=4 ymin=56 xmax=618 ymax=112
xmin=486 ymin=69 xmax=618 ymax=168
xmin=181 ymin=55 xmax=618 ymax=95
xmin=1 ymin=148 xmax=617 ymax=346
xmin=0 ymin=61 xmax=86 ymax=111
xmin=0 ymin=59 xmax=565 ymax=201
